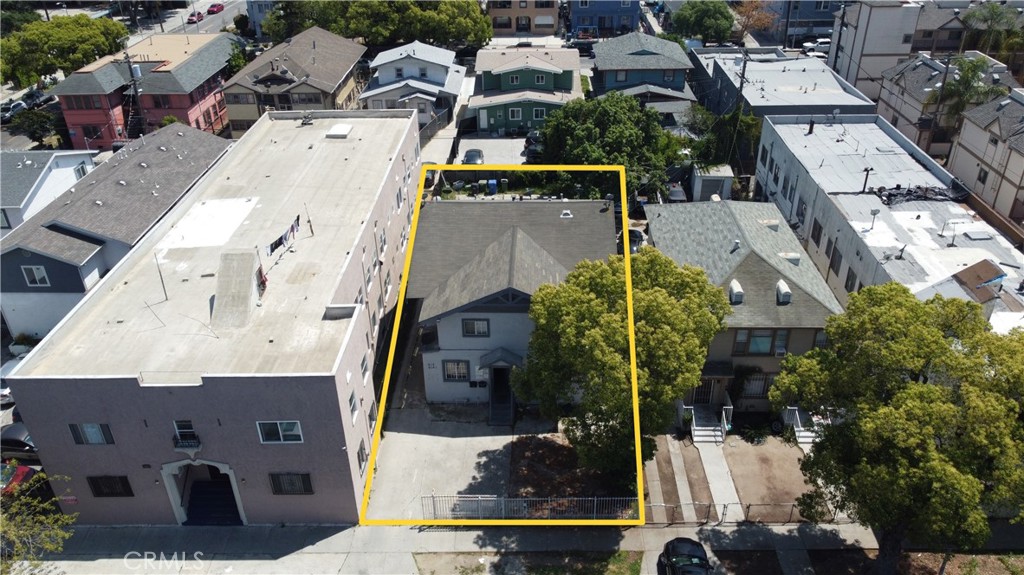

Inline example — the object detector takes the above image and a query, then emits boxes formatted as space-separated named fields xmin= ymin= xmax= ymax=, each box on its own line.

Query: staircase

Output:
xmin=182 ymin=479 xmax=241 ymax=526
xmin=691 ymin=426 xmax=724 ymax=444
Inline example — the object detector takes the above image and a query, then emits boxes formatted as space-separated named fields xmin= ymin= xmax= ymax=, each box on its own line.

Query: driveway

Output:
xmin=455 ymin=134 xmax=531 ymax=167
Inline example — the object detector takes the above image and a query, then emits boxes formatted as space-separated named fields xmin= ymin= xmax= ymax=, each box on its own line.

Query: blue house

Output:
xmin=569 ymin=0 xmax=641 ymax=38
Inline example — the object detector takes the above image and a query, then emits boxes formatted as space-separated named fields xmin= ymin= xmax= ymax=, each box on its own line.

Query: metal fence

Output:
xmin=644 ymin=502 xmax=856 ymax=526
xmin=418 ymin=107 xmax=451 ymax=147
xmin=422 ymin=494 xmax=639 ymax=520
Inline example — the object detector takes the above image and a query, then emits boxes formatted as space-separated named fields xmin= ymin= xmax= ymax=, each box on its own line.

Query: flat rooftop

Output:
xmin=706 ymin=57 xmax=873 ymax=109
xmin=770 ymin=115 xmax=1024 ymax=294
xmin=18 ymin=110 xmax=417 ymax=380
xmin=81 ymin=34 xmax=222 ymax=72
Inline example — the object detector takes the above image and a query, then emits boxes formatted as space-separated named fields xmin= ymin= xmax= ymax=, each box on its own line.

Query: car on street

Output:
xmin=207 ymin=3 xmax=225 ymax=14
xmin=1 ymin=423 xmax=39 ymax=462
xmin=802 ymin=38 xmax=831 ymax=53
xmin=1 ymin=463 xmax=37 ymax=495
xmin=187 ymin=11 xmax=204 ymax=23
xmin=462 ymin=149 xmax=484 ymax=165
xmin=657 ymin=537 xmax=712 ymax=575
xmin=1 ymin=100 xmax=27 ymax=124
xmin=21 ymin=89 xmax=55 ymax=110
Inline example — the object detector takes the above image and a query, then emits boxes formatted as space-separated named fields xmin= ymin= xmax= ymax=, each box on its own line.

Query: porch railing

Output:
xmin=720 ymin=395 xmax=733 ymax=443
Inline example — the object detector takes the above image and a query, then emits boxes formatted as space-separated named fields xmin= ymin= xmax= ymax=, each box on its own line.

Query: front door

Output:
xmin=479 ymin=109 xmax=489 ymax=132
xmin=488 ymin=367 xmax=513 ymax=426
xmin=691 ymin=378 xmax=716 ymax=404
xmin=180 ymin=464 xmax=242 ymax=526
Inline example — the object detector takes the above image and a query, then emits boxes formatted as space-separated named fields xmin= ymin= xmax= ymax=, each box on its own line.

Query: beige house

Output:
xmin=7 ymin=110 xmax=421 ymax=525
xmin=487 ymin=0 xmax=560 ymax=36
xmin=223 ymin=27 xmax=366 ymax=138
xmin=948 ymin=88 xmax=1024 ymax=234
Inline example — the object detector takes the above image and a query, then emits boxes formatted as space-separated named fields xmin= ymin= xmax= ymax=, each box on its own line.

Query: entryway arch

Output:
xmin=160 ymin=458 xmax=247 ymax=525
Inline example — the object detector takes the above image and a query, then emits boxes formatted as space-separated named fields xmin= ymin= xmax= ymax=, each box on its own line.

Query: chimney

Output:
xmin=808 ymin=119 xmax=815 ymax=134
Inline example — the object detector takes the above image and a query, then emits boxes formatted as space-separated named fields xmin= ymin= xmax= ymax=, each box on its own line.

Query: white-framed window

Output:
xmin=258 ymin=421 xmax=303 ymax=443
xmin=174 ymin=420 xmax=196 ymax=441
xmin=395 ymin=67 xmax=404 ymax=79
xmin=74 ymin=161 xmax=89 ymax=179
xmin=509 ymin=108 xmax=522 ymax=120
xmin=355 ymin=287 xmax=364 ymax=306
xmin=269 ymin=473 xmax=313 ymax=494
xmin=462 ymin=319 xmax=490 ymax=337
xmin=349 ymin=391 xmax=359 ymax=423
xmin=443 ymin=360 xmax=470 ymax=382
xmin=615 ymin=70 xmax=627 ymax=82
xmin=509 ymin=74 xmax=520 ymax=85
xmin=733 ymin=329 xmax=788 ymax=356
xmin=535 ymin=74 xmax=545 ymax=85
xmin=989 ymin=135 xmax=999 ymax=146
xmin=357 ymin=440 xmax=369 ymax=474
xmin=22 ymin=265 xmax=49 ymax=287
xmin=366 ymin=266 xmax=374 ymax=292
xmin=69 ymin=423 xmax=114 ymax=445
xmin=978 ymin=167 xmax=989 ymax=185
xmin=533 ymin=108 xmax=546 ymax=120
xmin=396 ymin=187 xmax=405 ymax=212
xmin=361 ymin=352 xmax=370 ymax=380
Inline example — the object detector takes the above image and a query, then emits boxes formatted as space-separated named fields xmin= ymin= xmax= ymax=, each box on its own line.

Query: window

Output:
xmin=902 ymin=34 xmax=913 ymax=44
xmin=768 ymin=156 xmax=775 ymax=175
xmin=814 ymin=1 xmax=830 ymax=9
xmin=355 ymin=287 xmax=364 ymax=306
xmin=829 ymin=247 xmax=843 ymax=275
xmin=825 ymin=237 xmax=834 ymax=258
xmin=462 ymin=319 xmax=490 ymax=337
xmin=395 ymin=67 xmax=404 ymax=79
xmin=87 ymin=476 xmax=134 ymax=497
xmin=258 ymin=421 xmax=303 ymax=443
xmin=509 ymin=108 xmax=522 ymax=121
xmin=395 ymin=187 xmax=404 ymax=212
xmin=535 ymin=74 xmax=546 ymax=85
xmin=371 ymin=99 xmax=384 ymax=110
xmin=742 ymin=373 xmax=775 ymax=399
xmin=579 ymin=0 xmax=589 ymax=7
xmin=69 ymin=423 xmax=114 ymax=445
xmin=443 ymin=360 xmax=470 ymax=382
xmin=948 ymin=30 xmax=962 ymax=40
xmin=664 ymin=70 xmax=674 ymax=83
xmin=417 ymin=102 xmax=427 ymax=112
xmin=21 ymin=266 xmax=49 ymax=286
xmin=361 ymin=353 xmax=370 ymax=380
xmin=615 ymin=70 xmax=627 ymax=82
xmin=811 ymin=219 xmax=823 ymax=246
xmin=492 ymin=0 xmax=512 ymax=7
xmin=0 ymin=210 xmax=9 ymax=230
xmin=844 ymin=268 xmax=858 ymax=293
xmin=509 ymin=74 xmax=520 ymax=85
xmin=533 ymin=108 xmax=546 ymax=120
xmin=152 ymin=94 xmax=171 ymax=109
xmin=419 ymin=67 xmax=428 ymax=79
xmin=772 ymin=164 xmax=780 ymax=185
xmin=82 ymin=125 xmax=102 ymax=140
xmin=368 ymin=402 xmax=378 ymax=433
xmin=292 ymin=93 xmax=323 ymax=105
xmin=366 ymin=265 xmax=374 ymax=291
xmin=813 ymin=330 xmax=828 ymax=349
xmin=733 ymin=329 xmax=787 ymax=355
xmin=521 ymin=0 xmax=528 ymax=7
xmin=978 ymin=167 xmax=989 ymax=185
xmin=74 ymin=161 xmax=88 ymax=179
xmin=357 ymin=440 xmax=369 ymax=474
xmin=349 ymin=391 xmax=359 ymax=423
xmin=174 ymin=420 xmax=196 ymax=441
xmin=269 ymin=473 xmax=313 ymax=495
xmin=379 ymin=229 xmax=387 ymax=254
xmin=989 ymin=135 xmax=999 ymax=146
xmin=773 ymin=330 xmax=789 ymax=356
xmin=384 ymin=271 xmax=392 ymax=297
xmin=493 ymin=15 xmax=512 ymax=28
xmin=759 ymin=145 xmax=768 ymax=166
xmin=921 ymin=30 xmax=933 ymax=39
xmin=796 ymin=198 xmax=807 ymax=225
xmin=229 ymin=119 xmax=256 ymax=132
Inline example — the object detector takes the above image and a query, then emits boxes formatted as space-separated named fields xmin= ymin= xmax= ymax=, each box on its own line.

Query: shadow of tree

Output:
xmin=473 ymin=526 xmax=629 ymax=575
xmin=697 ymin=521 xmax=874 ymax=575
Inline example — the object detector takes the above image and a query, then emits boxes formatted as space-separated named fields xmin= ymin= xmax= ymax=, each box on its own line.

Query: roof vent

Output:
xmin=119 ymin=180 xmax=127 ymax=186
xmin=776 ymin=279 xmax=792 ymax=305
xmin=326 ymin=123 xmax=354 ymax=139
xmin=998 ymin=99 xmax=1011 ymax=109
xmin=560 ymin=209 xmax=573 ymax=218
xmin=779 ymin=252 xmax=802 ymax=265
xmin=730 ymin=239 xmax=741 ymax=253
xmin=728 ymin=279 xmax=744 ymax=304
xmin=139 ymin=162 xmax=148 ymax=168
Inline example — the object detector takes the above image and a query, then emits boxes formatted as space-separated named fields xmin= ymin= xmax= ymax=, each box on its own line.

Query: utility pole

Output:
xmin=832 ymin=3 xmax=847 ymax=73
xmin=727 ymin=50 xmax=749 ymax=169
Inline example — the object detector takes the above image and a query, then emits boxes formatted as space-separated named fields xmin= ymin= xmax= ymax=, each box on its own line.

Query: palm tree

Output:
xmin=926 ymin=55 xmax=1011 ymax=127
xmin=961 ymin=2 xmax=1018 ymax=54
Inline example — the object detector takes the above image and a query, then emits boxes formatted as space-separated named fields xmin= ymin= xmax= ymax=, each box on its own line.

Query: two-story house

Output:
xmin=0 ymin=125 xmax=231 ymax=340
xmin=877 ymin=51 xmax=1017 ymax=156
xmin=359 ymin=41 xmax=466 ymax=126
xmin=6 ymin=110 xmax=421 ymax=526
xmin=245 ymin=0 xmax=275 ymax=39
xmin=222 ymin=27 xmax=366 ymax=139
xmin=948 ymin=88 xmax=1024 ymax=236
xmin=646 ymin=201 xmax=843 ymax=443
xmin=49 ymin=33 xmax=242 ymax=151
xmin=1 ymin=150 xmax=97 ymax=238
xmin=591 ymin=32 xmax=692 ymax=95
xmin=488 ymin=0 xmax=560 ymax=36
xmin=468 ymin=47 xmax=583 ymax=135
xmin=569 ymin=0 xmax=641 ymax=38
xmin=405 ymin=201 xmax=616 ymax=425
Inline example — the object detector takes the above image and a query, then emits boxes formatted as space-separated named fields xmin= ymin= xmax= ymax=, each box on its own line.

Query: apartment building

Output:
xmin=487 ymin=0 xmax=559 ymax=36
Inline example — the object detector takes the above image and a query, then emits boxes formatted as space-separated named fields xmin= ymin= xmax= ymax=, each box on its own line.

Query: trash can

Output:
xmin=500 ymin=178 xmax=509 ymax=193
xmin=488 ymin=179 xmax=498 ymax=195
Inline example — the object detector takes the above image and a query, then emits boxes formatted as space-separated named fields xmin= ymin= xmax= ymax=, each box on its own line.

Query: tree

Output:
xmin=540 ymin=91 xmax=684 ymax=198
xmin=962 ymin=1 xmax=1019 ymax=53
xmin=0 ymin=466 xmax=78 ymax=573
xmin=159 ymin=115 xmax=179 ymax=127
xmin=671 ymin=0 xmax=733 ymax=43
xmin=1 ymin=15 xmax=128 ymax=89
xmin=233 ymin=13 xmax=254 ymax=38
xmin=733 ymin=0 xmax=776 ymax=42
xmin=769 ymin=284 xmax=1024 ymax=575
xmin=0 ymin=6 xmax=41 ymax=37
xmin=513 ymin=248 xmax=730 ymax=487
xmin=10 ymin=109 xmax=55 ymax=146
xmin=927 ymin=54 xmax=1010 ymax=126
xmin=225 ymin=43 xmax=248 ymax=78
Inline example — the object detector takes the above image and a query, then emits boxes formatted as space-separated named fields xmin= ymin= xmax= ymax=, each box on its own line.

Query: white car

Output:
xmin=802 ymin=38 xmax=831 ymax=53
xmin=805 ymin=51 xmax=828 ymax=60
xmin=0 ymin=387 xmax=12 ymax=407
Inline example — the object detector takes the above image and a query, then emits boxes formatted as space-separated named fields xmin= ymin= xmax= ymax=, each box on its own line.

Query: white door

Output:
xmin=479 ymin=109 xmax=488 ymax=131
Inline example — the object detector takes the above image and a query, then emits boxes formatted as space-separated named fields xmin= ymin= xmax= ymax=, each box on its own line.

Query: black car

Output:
xmin=1 ymin=423 xmax=39 ymax=462
xmin=657 ymin=537 xmax=712 ymax=575
xmin=423 ymin=161 xmax=439 ymax=189
xmin=21 ymin=89 xmax=55 ymax=110
xmin=462 ymin=148 xmax=484 ymax=165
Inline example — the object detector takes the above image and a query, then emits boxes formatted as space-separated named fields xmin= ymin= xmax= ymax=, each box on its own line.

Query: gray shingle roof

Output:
xmin=359 ymin=67 xmax=467 ymax=100
xmin=1 ymin=124 xmax=231 ymax=264
xmin=223 ymin=27 xmax=365 ymax=96
xmin=963 ymin=89 xmax=1024 ymax=154
xmin=881 ymin=54 xmax=1020 ymax=104
xmin=604 ymin=83 xmax=696 ymax=101
xmin=646 ymin=201 xmax=842 ymax=328
xmin=407 ymin=201 xmax=617 ymax=300
xmin=2 ymin=151 xmax=62 ymax=208
xmin=593 ymin=32 xmax=693 ymax=71
xmin=420 ymin=226 xmax=569 ymax=322
xmin=370 ymin=41 xmax=456 ymax=68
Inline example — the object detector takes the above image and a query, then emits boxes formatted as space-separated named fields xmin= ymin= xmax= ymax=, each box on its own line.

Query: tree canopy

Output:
xmin=540 ymin=91 xmax=685 ymax=199
xmin=513 ymin=248 xmax=730 ymax=486
xmin=962 ymin=1 xmax=1020 ymax=53
xmin=0 ymin=466 xmax=78 ymax=571
xmin=0 ymin=15 xmax=128 ymax=89
xmin=10 ymin=109 xmax=56 ymax=146
xmin=671 ymin=0 xmax=734 ymax=43
xmin=926 ymin=54 xmax=1011 ymax=125
xmin=769 ymin=283 xmax=1024 ymax=575
xmin=0 ymin=4 xmax=41 ymax=37
xmin=733 ymin=0 xmax=776 ymax=41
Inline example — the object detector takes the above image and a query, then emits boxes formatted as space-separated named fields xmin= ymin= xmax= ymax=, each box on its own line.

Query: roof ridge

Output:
xmin=508 ymin=225 xmax=519 ymax=289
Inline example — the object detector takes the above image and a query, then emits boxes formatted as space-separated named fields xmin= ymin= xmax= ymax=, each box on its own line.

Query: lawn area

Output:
xmin=414 ymin=551 xmax=642 ymax=575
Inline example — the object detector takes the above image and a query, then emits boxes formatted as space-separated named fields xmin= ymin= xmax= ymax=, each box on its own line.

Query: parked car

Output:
xmin=1 ymin=100 xmax=27 ymax=124
xmin=1 ymin=463 xmax=36 ymax=495
xmin=802 ymin=38 xmax=831 ymax=53
xmin=207 ymin=3 xmax=225 ymax=14
xmin=462 ymin=149 xmax=484 ymax=165
xmin=423 ymin=161 xmax=439 ymax=189
xmin=0 ymin=423 xmax=39 ymax=462
xmin=21 ymin=90 xmax=54 ymax=109
xmin=657 ymin=537 xmax=712 ymax=575
xmin=187 ymin=11 xmax=204 ymax=23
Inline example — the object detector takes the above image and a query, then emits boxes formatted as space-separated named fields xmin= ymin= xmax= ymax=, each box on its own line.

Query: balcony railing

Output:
xmin=173 ymin=433 xmax=201 ymax=449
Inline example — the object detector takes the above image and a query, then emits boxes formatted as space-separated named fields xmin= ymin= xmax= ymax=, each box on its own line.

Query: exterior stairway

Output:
xmin=182 ymin=479 xmax=241 ymax=526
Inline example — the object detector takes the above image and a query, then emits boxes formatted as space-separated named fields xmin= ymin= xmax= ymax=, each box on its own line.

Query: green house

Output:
xmin=468 ymin=48 xmax=584 ymax=135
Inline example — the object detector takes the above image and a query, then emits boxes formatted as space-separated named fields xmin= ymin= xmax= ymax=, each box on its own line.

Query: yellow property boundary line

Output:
xmin=359 ymin=163 xmax=644 ymax=526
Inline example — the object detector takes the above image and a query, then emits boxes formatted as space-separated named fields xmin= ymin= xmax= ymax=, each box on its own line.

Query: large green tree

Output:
xmin=927 ymin=54 xmax=1010 ymax=126
xmin=769 ymin=283 xmax=1024 ymax=575
xmin=0 ymin=15 xmax=128 ymax=89
xmin=513 ymin=248 xmax=730 ymax=486
xmin=10 ymin=109 xmax=56 ymax=146
xmin=0 ymin=4 xmax=41 ymax=37
xmin=0 ymin=466 xmax=78 ymax=574
xmin=540 ymin=91 xmax=684 ymax=198
xmin=671 ymin=0 xmax=734 ymax=43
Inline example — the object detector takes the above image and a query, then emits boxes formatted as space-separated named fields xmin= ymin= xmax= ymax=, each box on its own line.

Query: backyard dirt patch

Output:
xmin=808 ymin=550 xmax=1024 ymax=575
xmin=713 ymin=550 xmax=785 ymax=575
xmin=722 ymin=435 xmax=811 ymax=523
xmin=509 ymin=434 xmax=619 ymax=498
xmin=679 ymin=437 xmax=718 ymax=523
xmin=414 ymin=551 xmax=643 ymax=575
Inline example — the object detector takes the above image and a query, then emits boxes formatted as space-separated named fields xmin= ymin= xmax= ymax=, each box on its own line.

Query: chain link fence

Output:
xmin=644 ymin=502 xmax=856 ymax=526
xmin=422 ymin=495 xmax=639 ymax=520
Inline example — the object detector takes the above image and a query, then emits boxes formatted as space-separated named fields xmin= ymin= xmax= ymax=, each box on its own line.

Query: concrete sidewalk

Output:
xmin=39 ymin=522 xmax=878 ymax=574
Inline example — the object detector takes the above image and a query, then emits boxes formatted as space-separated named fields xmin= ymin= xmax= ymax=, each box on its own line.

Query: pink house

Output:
xmin=51 ymin=34 xmax=241 ymax=151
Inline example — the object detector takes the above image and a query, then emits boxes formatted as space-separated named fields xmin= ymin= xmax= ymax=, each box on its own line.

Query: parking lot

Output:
xmin=455 ymin=134 xmax=532 ymax=167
